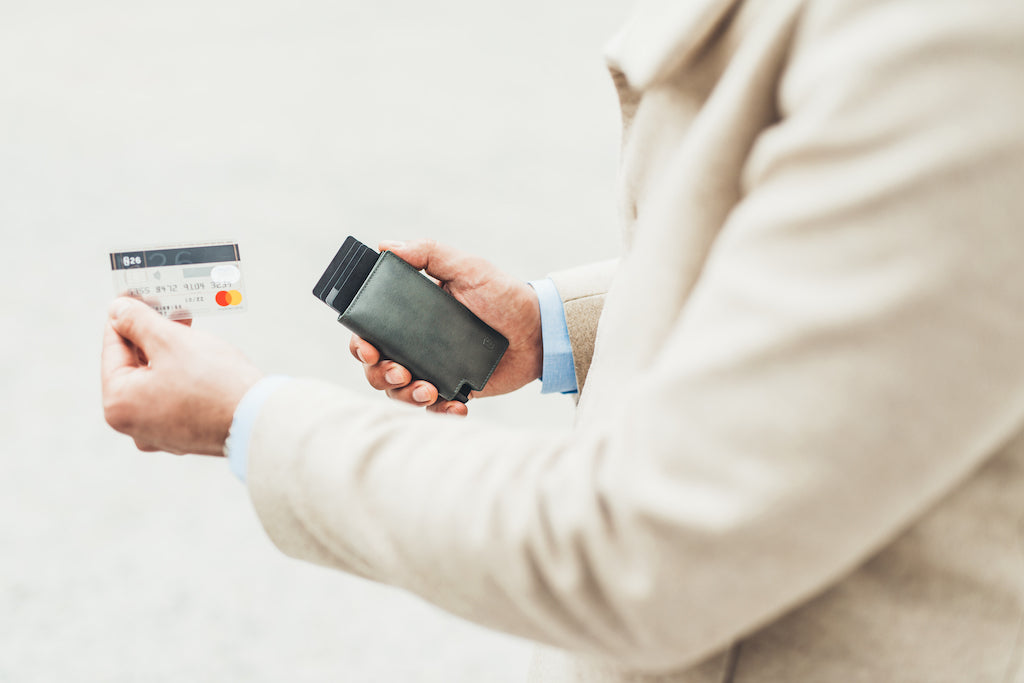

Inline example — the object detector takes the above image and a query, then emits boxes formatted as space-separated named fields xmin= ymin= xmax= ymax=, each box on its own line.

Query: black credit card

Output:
xmin=313 ymin=236 xmax=380 ymax=313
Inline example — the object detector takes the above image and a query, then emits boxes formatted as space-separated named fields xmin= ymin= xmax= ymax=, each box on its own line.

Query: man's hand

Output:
xmin=101 ymin=297 xmax=263 ymax=455
xmin=350 ymin=239 xmax=543 ymax=415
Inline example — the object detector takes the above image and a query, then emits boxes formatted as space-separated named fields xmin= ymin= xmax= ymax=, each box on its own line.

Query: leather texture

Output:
xmin=338 ymin=251 xmax=508 ymax=402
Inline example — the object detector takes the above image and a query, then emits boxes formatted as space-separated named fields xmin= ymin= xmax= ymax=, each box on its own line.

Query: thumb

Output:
xmin=108 ymin=297 xmax=181 ymax=353
xmin=378 ymin=239 xmax=470 ymax=283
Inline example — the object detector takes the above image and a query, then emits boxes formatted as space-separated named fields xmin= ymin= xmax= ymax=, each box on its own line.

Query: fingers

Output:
xmin=133 ymin=438 xmax=160 ymax=453
xmin=347 ymin=297 xmax=468 ymax=414
xmin=133 ymin=438 xmax=186 ymax=455
xmin=363 ymin=361 xmax=412 ymax=391
xmin=351 ymin=342 xmax=468 ymax=413
xmin=377 ymin=239 xmax=472 ymax=283
xmin=108 ymin=297 xmax=182 ymax=356
xmin=384 ymin=382 xmax=468 ymax=414
xmin=373 ymin=371 xmax=467 ymax=413
xmin=102 ymin=320 xmax=143 ymax=435
xmin=427 ymin=400 xmax=469 ymax=416
xmin=385 ymin=381 xmax=438 ymax=406
xmin=351 ymin=335 xmax=450 ymax=408
xmin=101 ymin=320 xmax=142 ymax=383
xmin=352 ymin=336 xmax=427 ymax=401
xmin=349 ymin=335 xmax=380 ymax=365
xmin=351 ymin=336 xmax=419 ymax=396
xmin=363 ymin=359 xmax=459 ymax=410
xmin=351 ymin=335 xmax=416 ymax=394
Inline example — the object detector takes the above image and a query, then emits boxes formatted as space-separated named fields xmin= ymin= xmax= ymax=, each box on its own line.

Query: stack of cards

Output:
xmin=312 ymin=236 xmax=380 ymax=314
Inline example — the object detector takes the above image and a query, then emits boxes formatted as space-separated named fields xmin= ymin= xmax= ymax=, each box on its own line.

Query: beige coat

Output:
xmin=247 ymin=0 xmax=1024 ymax=680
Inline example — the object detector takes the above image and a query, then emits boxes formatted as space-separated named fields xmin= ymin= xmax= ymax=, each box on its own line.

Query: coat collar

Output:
xmin=604 ymin=0 xmax=740 ymax=90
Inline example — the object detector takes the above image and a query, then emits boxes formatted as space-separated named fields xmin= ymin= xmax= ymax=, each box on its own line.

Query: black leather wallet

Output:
xmin=313 ymin=237 xmax=509 ymax=402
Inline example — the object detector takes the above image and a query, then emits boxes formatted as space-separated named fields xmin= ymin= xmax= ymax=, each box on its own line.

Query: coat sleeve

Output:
xmin=548 ymin=259 xmax=618 ymax=393
xmin=247 ymin=3 xmax=1024 ymax=673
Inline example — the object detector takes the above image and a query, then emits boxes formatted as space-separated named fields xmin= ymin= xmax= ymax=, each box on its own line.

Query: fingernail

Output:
xmin=356 ymin=347 xmax=367 ymax=364
xmin=378 ymin=240 xmax=405 ymax=251
xmin=412 ymin=386 xmax=432 ymax=403
xmin=385 ymin=368 xmax=405 ymax=385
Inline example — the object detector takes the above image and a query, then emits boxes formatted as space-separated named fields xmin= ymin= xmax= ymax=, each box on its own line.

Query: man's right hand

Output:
xmin=348 ymin=239 xmax=543 ymax=416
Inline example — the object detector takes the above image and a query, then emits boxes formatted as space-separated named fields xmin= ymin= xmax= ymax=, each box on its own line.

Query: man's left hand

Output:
xmin=101 ymin=297 xmax=263 ymax=456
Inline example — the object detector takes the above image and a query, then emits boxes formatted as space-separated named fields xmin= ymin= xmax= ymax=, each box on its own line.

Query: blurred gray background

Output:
xmin=0 ymin=1 xmax=627 ymax=681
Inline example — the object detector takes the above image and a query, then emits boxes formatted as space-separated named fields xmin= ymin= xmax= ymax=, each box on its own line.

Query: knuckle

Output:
xmin=364 ymin=367 xmax=388 ymax=390
xmin=114 ymin=316 xmax=135 ymax=340
xmin=410 ymin=383 xmax=435 ymax=403
xmin=385 ymin=388 xmax=414 ymax=404
xmin=382 ymin=364 xmax=410 ymax=386
xmin=356 ymin=341 xmax=378 ymax=365
xmin=103 ymin=400 xmax=136 ymax=433
xmin=133 ymin=439 xmax=159 ymax=453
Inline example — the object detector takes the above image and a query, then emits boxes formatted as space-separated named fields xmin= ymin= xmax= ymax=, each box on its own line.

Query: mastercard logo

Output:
xmin=215 ymin=290 xmax=243 ymax=307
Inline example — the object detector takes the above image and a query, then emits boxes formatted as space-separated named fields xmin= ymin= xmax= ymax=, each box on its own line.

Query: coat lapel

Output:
xmin=605 ymin=0 xmax=742 ymax=89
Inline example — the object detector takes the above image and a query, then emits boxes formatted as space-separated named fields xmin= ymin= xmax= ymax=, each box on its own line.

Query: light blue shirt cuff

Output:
xmin=528 ymin=278 xmax=578 ymax=395
xmin=224 ymin=375 xmax=292 ymax=483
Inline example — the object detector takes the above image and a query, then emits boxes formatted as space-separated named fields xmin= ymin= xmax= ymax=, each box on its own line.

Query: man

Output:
xmin=102 ymin=0 xmax=1024 ymax=680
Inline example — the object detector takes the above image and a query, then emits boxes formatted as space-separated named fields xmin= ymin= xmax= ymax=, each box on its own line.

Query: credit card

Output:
xmin=110 ymin=241 xmax=246 ymax=320
xmin=331 ymin=243 xmax=378 ymax=311
xmin=313 ymin=236 xmax=379 ymax=313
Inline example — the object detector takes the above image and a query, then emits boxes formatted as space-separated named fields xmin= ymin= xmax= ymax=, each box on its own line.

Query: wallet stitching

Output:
xmin=343 ymin=251 xmax=508 ymax=400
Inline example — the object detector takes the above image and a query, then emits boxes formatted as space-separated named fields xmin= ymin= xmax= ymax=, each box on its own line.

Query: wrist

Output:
xmin=224 ymin=375 xmax=292 ymax=480
xmin=213 ymin=370 xmax=264 ymax=455
xmin=525 ymin=286 xmax=544 ymax=382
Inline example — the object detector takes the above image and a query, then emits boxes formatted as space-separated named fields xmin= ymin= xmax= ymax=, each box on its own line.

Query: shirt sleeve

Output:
xmin=224 ymin=375 xmax=293 ymax=482
xmin=528 ymin=278 xmax=578 ymax=395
